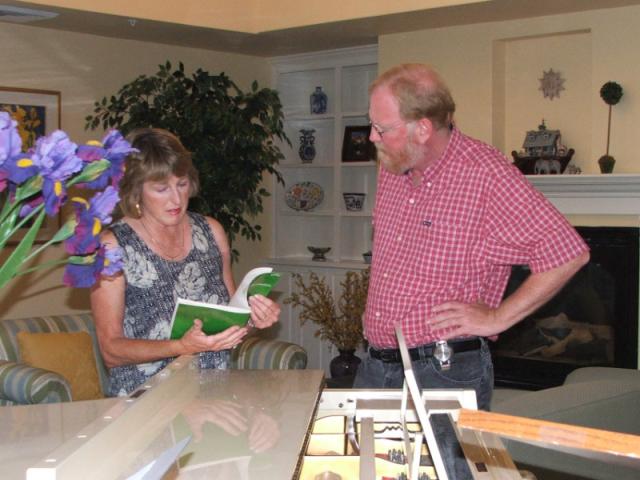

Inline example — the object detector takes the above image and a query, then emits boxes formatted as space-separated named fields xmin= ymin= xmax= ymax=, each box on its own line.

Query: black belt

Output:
xmin=369 ymin=338 xmax=482 ymax=363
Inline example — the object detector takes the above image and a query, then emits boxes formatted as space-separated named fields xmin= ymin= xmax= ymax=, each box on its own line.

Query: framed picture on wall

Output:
xmin=1 ymin=86 xmax=62 ymax=244
xmin=341 ymin=125 xmax=376 ymax=162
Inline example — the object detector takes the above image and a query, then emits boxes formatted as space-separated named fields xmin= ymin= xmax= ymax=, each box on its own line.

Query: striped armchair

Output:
xmin=0 ymin=313 xmax=306 ymax=405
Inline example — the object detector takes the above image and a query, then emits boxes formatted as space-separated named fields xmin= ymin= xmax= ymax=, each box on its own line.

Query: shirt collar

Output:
xmin=403 ymin=127 xmax=461 ymax=186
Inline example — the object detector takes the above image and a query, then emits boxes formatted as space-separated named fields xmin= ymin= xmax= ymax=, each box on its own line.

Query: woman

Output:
xmin=91 ymin=128 xmax=280 ymax=396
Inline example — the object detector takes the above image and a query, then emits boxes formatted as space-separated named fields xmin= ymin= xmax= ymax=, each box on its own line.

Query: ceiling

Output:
xmin=2 ymin=0 xmax=640 ymax=57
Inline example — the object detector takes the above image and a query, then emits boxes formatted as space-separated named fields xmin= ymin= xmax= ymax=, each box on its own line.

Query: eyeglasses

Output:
xmin=369 ymin=120 xmax=410 ymax=139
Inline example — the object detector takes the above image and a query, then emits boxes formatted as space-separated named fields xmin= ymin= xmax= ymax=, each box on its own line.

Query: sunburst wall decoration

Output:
xmin=539 ymin=68 xmax=565 ymax=100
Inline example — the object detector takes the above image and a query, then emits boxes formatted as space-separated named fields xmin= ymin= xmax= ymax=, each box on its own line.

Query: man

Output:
xmin=353 ymin=64 xmax=589 ymax=410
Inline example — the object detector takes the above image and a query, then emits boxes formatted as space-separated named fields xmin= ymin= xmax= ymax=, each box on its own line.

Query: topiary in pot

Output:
xmin=86 ymin=61 xmax=289 ymax=260
xmin=598 ymin=81 xmax=623 ymax=174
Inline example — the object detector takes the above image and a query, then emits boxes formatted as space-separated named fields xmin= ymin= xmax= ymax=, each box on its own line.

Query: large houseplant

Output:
xmin=85 ymin=61 xmax=288 ymax=260
xmin=285 ymin=269 xmax=369 ymax=378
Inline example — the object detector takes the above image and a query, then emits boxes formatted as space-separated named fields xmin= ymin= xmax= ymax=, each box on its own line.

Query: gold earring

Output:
xmin=135 ymin=203 xmax=142 ymax=217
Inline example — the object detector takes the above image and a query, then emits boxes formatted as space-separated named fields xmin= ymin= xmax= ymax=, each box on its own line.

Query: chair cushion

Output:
xmin=17 ymin=331 xmax=103 ymax=401
xmin=231 ymin=337 xmax=307 ymax=370
xmin=0 ymin=359 xmax=72 ymax=405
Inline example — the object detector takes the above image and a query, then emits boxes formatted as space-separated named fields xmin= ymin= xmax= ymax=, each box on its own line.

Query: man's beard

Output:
xmin=377 ymin=141 xmax=421 ymax=175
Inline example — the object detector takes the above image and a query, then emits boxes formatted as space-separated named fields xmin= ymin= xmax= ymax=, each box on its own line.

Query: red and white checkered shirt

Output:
xmin=364 ymin=128 xmax=589 ymax=348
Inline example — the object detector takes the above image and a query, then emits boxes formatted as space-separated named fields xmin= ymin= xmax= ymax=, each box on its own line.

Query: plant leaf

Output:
xmin=0 ymin=210 xmax=45 ymax=289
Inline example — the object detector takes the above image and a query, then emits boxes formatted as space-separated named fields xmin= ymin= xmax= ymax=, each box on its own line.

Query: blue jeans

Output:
xmin=353 ymin=338 xmax=494 ymax=411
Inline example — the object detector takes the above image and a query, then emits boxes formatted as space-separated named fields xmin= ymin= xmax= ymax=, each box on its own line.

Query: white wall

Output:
xmin=379 ymin=5 xmax=640 ymax=174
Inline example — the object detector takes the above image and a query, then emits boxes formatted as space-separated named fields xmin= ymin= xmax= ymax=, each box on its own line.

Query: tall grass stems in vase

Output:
xmin=285 ymin=269 xmax=369 ymax=352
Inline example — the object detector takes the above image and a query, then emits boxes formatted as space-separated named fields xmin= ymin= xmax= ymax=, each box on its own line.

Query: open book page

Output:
xmin=169 ymin=267 xmax=280 ymax=339
xmin=228 ymin=267 xmax=277 ymax=308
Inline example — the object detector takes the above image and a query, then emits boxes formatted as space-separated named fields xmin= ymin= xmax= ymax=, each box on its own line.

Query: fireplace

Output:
xmin=491 ymin=226 xmax=639 ymax=390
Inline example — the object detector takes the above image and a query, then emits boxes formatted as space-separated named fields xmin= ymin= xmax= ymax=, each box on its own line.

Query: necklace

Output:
xmin=139 ymin=217 xmax=186 ymax=260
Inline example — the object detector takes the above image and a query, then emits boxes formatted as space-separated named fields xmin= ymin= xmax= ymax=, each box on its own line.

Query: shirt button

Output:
xmin=408 ymin=198 xmax=415 ymax=205
xmin=383 ymin=272 xmax=388 ymax=278
xmin=375 ymin=312 xmax=381 ymax=318
xmin=426 ymin=182 xmax=432 ymax=188
xmin=397 ymin=236 xmax=402 ymax=242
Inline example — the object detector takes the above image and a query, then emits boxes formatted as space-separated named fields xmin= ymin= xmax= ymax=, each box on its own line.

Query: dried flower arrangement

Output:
xmin=284 ymin=269 xmax=369 ymax=351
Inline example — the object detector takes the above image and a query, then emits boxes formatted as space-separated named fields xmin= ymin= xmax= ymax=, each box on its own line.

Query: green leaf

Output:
xmin=67 ymin=159 xmax=110 ymax=186
xmin=14 ymin=175 xmax=43 ymax=202
xmin=0 ymin=210 xmax=46 ymax=289
xmin=0 ymin=207 xmax=19 ymax=248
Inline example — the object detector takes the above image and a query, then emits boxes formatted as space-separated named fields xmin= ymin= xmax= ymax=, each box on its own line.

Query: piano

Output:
xmin=13 ymin=328 xmax=639 ymax=479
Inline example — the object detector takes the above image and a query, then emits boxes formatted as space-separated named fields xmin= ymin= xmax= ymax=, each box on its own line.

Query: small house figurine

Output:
xmin=512 ymin=120 xmax=574 ymax=175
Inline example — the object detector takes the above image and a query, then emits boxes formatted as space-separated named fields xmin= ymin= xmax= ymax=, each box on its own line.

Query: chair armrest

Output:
xmin=0 ymin=360 xmax=72 ymax=405
xmin=230 ymin=337 xmax=307 ymax=370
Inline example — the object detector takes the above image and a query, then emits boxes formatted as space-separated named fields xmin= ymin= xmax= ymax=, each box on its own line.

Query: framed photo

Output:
xmin=1 ymin=86 xmax=62 ymax=244
xmin=341 ymin=125 xmax=376 ymax=162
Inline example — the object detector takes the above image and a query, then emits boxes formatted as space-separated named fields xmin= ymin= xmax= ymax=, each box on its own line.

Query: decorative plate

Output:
xmin=285 ymin=181 xmax=324 ymax=211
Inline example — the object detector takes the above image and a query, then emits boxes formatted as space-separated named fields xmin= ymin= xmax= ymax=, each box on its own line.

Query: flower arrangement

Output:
xmin=284 ymin=269 xmax=369 ymax=351
xmin=0 ymin=111 xmax=136 ymax=289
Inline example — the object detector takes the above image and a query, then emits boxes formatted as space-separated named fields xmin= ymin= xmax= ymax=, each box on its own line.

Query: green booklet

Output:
xmin=169 ymin=267 xmax=281 ymax=339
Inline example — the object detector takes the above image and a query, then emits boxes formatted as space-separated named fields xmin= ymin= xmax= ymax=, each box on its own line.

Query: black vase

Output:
xmin=330 ymin=349 xmax=361 ymax=379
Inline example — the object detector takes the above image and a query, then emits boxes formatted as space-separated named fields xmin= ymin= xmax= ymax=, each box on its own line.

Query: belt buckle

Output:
xmin=434 ymin=340 xmax=452 ymax=370
xmin=380 ymin=350 xmax=398 ymax=363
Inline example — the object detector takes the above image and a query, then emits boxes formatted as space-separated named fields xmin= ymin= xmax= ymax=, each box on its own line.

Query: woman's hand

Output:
xmin=180 ymin=320 xmax=248 ymax=354
xmin=248 ymin=295 xmax=280 ymax=329
xmin=247 ymin=410 xmax=280 ymax=453
xmin=183 ymin=399 xmax=248 ymax=442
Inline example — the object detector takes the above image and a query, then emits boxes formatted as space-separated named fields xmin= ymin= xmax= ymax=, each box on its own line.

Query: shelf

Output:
xmin=270 ymin=46 xmax=378 ymax=375
xmin=266 ymin=257 xmax=370 ymax=270
xmin=340 ymin=211 xmax=372 ymax=217
xmin=285 ymin=113 xmax=335 ymax=121
xmin=279 ymin=163 xmax=334 ymax=169
xmin=279 ymin=209 xmax=336 ymax=217
xmin=340 ymin=161 xmax=377 ymax=168
xmin=342 ymin=111 xmax=369 ymax=118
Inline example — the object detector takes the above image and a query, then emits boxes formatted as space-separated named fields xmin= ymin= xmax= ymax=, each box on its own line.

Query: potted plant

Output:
xmin=86 ymin=61 xmax=289 ymax=261
xmin=598 ymin=81 xmax=624 ymax=174
xmin=285 ymin=269 xmax=369 ymax=378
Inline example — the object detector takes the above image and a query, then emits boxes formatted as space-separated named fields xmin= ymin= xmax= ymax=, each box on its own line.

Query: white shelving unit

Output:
xmin=267 ymin=46 xmax=378 ymax=374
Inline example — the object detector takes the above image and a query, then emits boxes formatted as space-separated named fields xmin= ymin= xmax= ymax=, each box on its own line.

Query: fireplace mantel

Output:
xmin=527 ymin=174 xmax=640 ymax=216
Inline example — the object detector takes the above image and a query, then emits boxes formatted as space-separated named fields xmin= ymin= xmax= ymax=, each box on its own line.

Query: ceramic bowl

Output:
xmin=307 ymin=246 xmax=331 ymax=261
xmin=343 ymin=192 xmax=365 ymax=211
xmin=362 ymin=252 xmax=372 ymax=264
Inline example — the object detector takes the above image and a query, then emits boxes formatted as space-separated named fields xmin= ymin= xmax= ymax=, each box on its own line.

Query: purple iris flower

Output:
xmin=0 ymin=171 xmax=7 ymax=192
xmin=30 ymin=131 xmax=83 ymax=216
xmin=63 ymin=254 xmax=103 ymax=288
xmin=77 ymin=130 xmax=135 ymax=189
xmin=18 ymin=195 xmax=44 ymax=218
xmin=2 ymin=153 xmax=38 ymax=185
xmin=102 ymin=245 xmax=124 ymax=276
xmin=0 ymin=112 xmax=22 ymax=167
xmin=65 ymin=186 xmax=120 ymax=255
xmin=63 ymin=244 xmax=123 ymax=288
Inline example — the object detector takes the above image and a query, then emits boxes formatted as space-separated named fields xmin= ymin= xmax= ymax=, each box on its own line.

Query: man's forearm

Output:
xmin=495 ymin=251 xmax=590 ymax=332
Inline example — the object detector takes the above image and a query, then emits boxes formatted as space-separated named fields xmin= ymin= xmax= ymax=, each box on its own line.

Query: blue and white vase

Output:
xmin=298 ymin=129 xmax=316 ymax=163
xmin=310 ymin=86 xmax=328 ymax=114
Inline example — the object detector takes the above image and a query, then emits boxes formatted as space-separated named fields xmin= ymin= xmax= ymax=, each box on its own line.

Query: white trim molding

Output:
xmin=527 ymin=174 xmax=640 ymax=216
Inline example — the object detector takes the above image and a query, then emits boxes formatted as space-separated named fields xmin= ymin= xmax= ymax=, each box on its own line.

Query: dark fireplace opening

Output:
xmin=492 ymin=226 xmax=639 ymax=390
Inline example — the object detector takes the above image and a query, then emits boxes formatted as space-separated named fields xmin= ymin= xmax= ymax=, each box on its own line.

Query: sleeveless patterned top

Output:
xmin=107 ymin=212 xmax=230 ymax=396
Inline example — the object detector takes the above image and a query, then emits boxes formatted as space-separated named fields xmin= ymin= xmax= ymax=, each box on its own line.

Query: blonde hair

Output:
xmin=370 ymin=63 xmax=455 ymax=130
xmin=118 ymin=128 xmax=199 ymax=218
